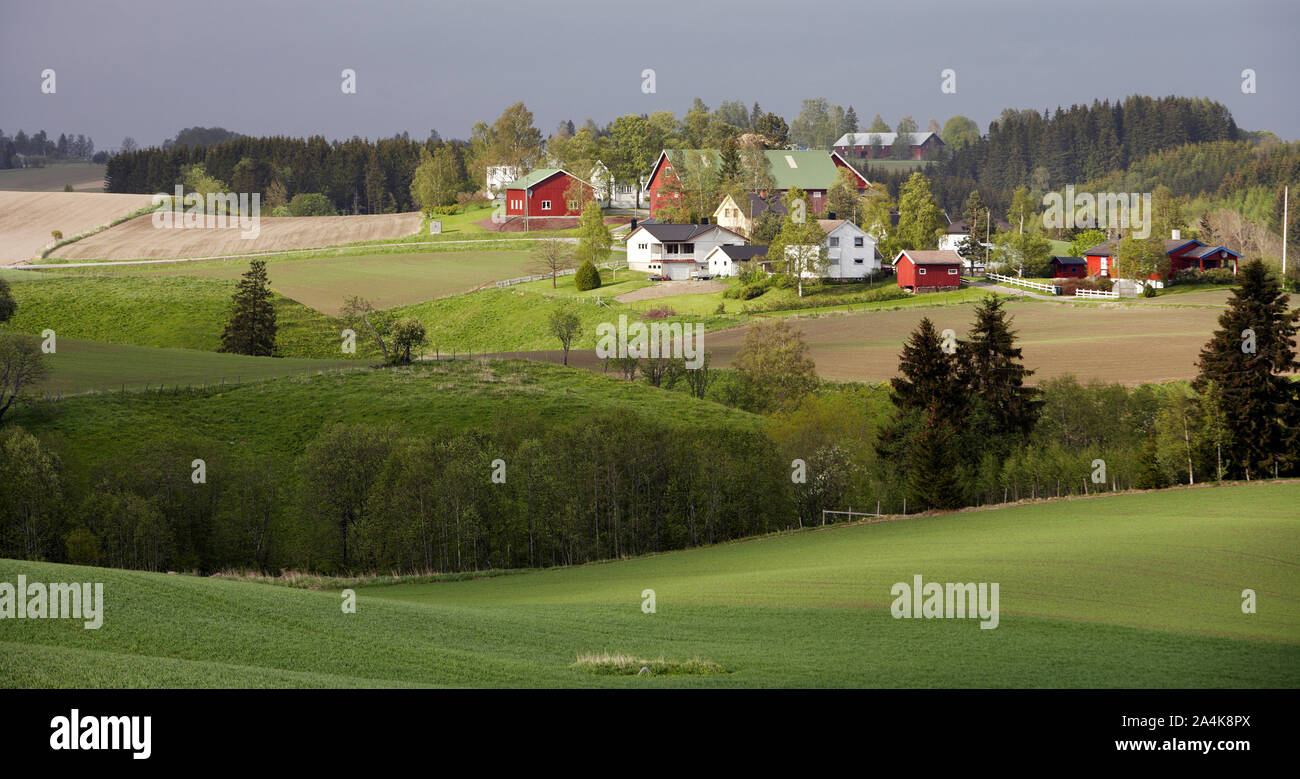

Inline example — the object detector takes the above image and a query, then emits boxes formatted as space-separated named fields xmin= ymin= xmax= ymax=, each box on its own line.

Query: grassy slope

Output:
xmin=33 ymin=338 xmax=357 ymax=394
xmin=0 ymin=271 xmax=360 ymax=359
xmin=11 ymin=359 xmax=763 ymax=463
xmin=2 ymin=483 xmax=1295 ymax=688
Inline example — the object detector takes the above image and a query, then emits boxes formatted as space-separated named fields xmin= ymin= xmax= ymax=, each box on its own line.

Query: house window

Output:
xmin=854 ymin=258 xmax=864 ymax=265
xmin=919 ymin=268 xmax=927 ymax=275
xmin=948 ymin=268 xmax=958 ymax=275
xmin=681 ymin=243 xmax=694 ymax=254
xmin=813 ymin=192 xmax=822 ymax=198
xmin=638 ymin=243 xmax=648 ymax=250
xmin=566 ymin=200 xmax=578 ymax=211
xmin=541 ymin=200 xmax=551 ymax=210
xmin=828 ymin=237 xmax=840 ymax=247
xmin=854 ymin=237 xmax=864 ymax=247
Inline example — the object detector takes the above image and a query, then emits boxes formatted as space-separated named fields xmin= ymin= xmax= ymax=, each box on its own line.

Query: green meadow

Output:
xmin=1 ymin=483 xmax=1295 ymax=688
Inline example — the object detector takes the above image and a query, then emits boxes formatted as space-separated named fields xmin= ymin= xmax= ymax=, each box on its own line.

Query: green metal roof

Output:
xmin=504 ymin=168 xmax=563 ymax=190
xmin=663 ymin=149 xmax=847 ymax=190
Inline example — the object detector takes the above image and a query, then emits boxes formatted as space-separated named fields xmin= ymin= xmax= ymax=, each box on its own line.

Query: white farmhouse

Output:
xmin=817 ymin=219 xmax=879 ymax=279
xmin=588 ymin=161 xmax=641 ymax=209
xmin=486 ymin=165 xmax=521 ymax=199
xmin=703 ymin=244 xmax=770 ymax=278
xmin=625 ymin=223 xmax=748 ymax=280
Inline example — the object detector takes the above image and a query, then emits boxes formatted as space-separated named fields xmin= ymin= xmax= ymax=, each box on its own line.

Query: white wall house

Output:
xmin=625 ymin=223 xmax=747 ymax=280
xmin=703 ymin=244 xmax=770 ymax=278
xmin=818 ymin=220 xmax=880 ymax=279
xmin=486 ymin=165 xmax=521 ymax=199
xmin=588 ymin=161 xmax=642 ymax=209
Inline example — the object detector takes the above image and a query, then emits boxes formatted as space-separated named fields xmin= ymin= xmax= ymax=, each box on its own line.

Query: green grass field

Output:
xmin=2 ymin=483 xmax=1295 ymax=688
xmin=33 ymin=338 xmax=357 ymax=394
xmin=11 ymin=358 xmax=763 ymax=463
xmin=0 ymin=271 xmax=360 ymax=359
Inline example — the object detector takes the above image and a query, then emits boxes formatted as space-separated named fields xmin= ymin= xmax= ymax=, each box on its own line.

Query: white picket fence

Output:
xmin=986 ymin=272 xmax=1059 ymax=294
xmin=1072 ymin=288 xmax=1120 ymax=299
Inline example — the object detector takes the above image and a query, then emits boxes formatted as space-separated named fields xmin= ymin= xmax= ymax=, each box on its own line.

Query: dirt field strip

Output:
xmin=616 ymin=280 xmax=728 ymax=302
xmin=48 ymin=211 xmax=424 ymax=261
xmin=0 ymin=191 xmax=157 ymax=265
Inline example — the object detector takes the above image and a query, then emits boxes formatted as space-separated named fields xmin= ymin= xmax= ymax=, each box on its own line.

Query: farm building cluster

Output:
xmin=491 ymin=151 xmax=1241 ymax=293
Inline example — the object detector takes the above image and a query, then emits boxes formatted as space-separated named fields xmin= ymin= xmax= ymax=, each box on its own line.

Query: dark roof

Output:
xmin=636 ymin=223 xmax=741 ymax=242
xmin=746 ymin=193 xmax=787 ymax=218
xmin=1081 ymin=240 xmax=1118 ymax=256
xmin=714 ymin=245 xmax=769 ymax=261
xmin=1051 ymin=256 xmax=1087 ymax=265
xmin=1184 ymin=244 xmax=1242 ymax=259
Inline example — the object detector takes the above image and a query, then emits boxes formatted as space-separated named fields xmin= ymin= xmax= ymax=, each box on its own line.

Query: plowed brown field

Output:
xmin=48 ymin=211 xmax=422 ymax=261
xmin=0 ymin=191 xmax=156 ymax=265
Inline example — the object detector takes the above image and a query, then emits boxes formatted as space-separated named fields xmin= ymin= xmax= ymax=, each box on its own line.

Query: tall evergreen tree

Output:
xmin=220 ymin=260 xmax=278 ymax=357
xmin=958 ymin=295 xmax=1040 ymax=441
xmin=1194 ymin=259 xmax=1300 ymax=478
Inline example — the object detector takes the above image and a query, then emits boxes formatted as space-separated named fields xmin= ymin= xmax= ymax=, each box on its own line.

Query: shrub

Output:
xmin=50 ymin=230 xmax=63 ymax=241
xmin=724 ymin=283 xmax=767 ymax=300
xmin=714 ymin=302 xmax=726 ymax=314
xmin=287 ymin=193 xmax=337 ymax=217
xmin=63 ymin=184 xmax=73 ymax=192
xmin=1092 ymin=276 xmax=1114 ymax=291
xmin=428 ymin=205 xmax=460 ymax=216
xmin=1142 ymin=284 xmax=1158 ymax=298
xmin=574 ymin=261 xmax=601 ymax=291
xmin=642 ymin=306 xmax=677 ymax=320
xmin=1203 ymin=268 xmax=1237 ymax=285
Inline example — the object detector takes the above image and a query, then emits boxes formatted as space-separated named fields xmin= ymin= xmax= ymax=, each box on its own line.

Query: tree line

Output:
xmin=0 ymin=128 xmax=102 ymax=168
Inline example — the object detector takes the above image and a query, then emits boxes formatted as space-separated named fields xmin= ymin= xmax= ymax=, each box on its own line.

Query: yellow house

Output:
xmin=712 ymin=194 xmax=751 ymax=237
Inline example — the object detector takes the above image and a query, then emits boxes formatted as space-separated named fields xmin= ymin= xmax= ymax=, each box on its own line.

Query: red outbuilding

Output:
xmin=1050 ymin=256 xmax=1088 ymax=278
xmin=503 ymin=168 xmax=594 ymax=217
xmin=1081 ymin=233 xmax=1241 ymax=280
xmin=893 ymin=249 xmax=963 ymax=292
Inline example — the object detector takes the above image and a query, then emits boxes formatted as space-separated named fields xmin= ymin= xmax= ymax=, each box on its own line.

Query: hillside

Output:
xmin=2 ymin=482 xmax=1296 ymax=688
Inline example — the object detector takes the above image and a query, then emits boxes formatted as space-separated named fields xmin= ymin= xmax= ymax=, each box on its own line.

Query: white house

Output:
xmin=588 ymin=161 xmax=642 ymax=209
xmin=625 ymin=223 xmax=748 ymax=280
xmin=817 ymin=219 xmax=879 ymax=279
xmin=486 ymin=165 xmax=521 ymax=199
xmin=703 ymin=244 xmax=770 ymax=278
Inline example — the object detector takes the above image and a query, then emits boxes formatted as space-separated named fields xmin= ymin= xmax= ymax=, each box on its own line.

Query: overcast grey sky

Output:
xmin=2 ymin=0 xmax=1297 ymax=150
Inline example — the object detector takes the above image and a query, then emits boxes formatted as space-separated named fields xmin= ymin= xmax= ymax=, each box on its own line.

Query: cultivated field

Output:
xmin=704 ymin=299 xmax=1228 ymax=384
xmin=47 ymin=211 xmax=423 ymax=261
xmin=0 ymin=190 xmax=156 ymax=265
xmin=3 ymin=483 xmax=1295 ymax=687
xmin=0 ymin=162 xmax=106 ymax=192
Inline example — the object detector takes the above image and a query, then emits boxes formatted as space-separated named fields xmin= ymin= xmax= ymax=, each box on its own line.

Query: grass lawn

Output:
xmin=32 ymin=337 xmax=358 ymax=394
xmin=0 ymin=272 xmax=356 ymax=358
xmin=3 ymin=482 xmax=1295 ymax=688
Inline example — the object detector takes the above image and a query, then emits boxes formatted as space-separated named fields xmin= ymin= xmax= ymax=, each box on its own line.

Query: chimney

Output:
xmin=700 ymin=217 xmax=709 ymax=225
xmin=631 ymin=218 xmax=638 ymax=231
xmin=1171 ymin=228 xmax=1181 ymax=240
xmin=828 ymin=211 xmax=837 ymax=220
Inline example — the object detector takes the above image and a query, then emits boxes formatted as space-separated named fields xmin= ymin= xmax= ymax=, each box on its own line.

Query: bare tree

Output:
xmin=547 ymin=308 xmax=582 ymax=365
xmin=0 ymin=336 xmax=51 ymax=423
xmin=340 ymin=296 xmax=391 ymax=364
xmin=532 ymin=240 xmax=573 ymax=289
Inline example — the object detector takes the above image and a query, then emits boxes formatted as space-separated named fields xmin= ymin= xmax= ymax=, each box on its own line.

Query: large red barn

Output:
xmin=503 ymin=168 xmax=594 ymax=217
xmin=646 ymin=149 xmax=866 ymax=218
xmin=894 ymin=249 xmax=963 ymax=292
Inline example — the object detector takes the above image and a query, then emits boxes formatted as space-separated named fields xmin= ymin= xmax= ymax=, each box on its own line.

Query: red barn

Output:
xmin=503 ymin=168 xmax=593 ymax=217
xmin=894 ymin=249 xmax=963 ymax=292
xmin=1050 ymin=256 xmax=1087 ymax=278
xmin=1081 ymin=233 xmax=1241 ymax=280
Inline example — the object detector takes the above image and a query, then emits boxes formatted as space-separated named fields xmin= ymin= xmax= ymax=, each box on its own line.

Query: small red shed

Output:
xmin=1050 ymin=256 xmax=1087 ymax=278
xmin=894 ymin=249 xmax=963 ymax=292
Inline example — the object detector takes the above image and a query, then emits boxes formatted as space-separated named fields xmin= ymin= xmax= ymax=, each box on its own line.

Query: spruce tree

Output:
xmin=1194 ymin=259 xmax=1300 ymax=478
xmin=220 ymin=259 xmax=278 ymax=356
xmin=906 ymin=410 xmax=965 ymax=511
xmin=958 ymin=295 xmax=1040 ymax=441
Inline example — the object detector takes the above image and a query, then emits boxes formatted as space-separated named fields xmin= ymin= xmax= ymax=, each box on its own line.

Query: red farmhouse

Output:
xmin=1049 ymin=256 xmax=1087 ymax=278
xmin=1081 ymin=233 xmax=1242 ymax=280
xmin=503 ymin=168 xmax=594 ymax=217
xmin=894 ymin=249 xmax=963 ymax=292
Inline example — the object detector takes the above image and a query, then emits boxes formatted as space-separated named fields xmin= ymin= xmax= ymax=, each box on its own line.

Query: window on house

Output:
xmin=854 ymin=237 xmax=864 ymax=247
xmin=948 ymin=268 xmax=958 ymax=275
xmin=854 ymin=258 xmax=864 ymax=264
xmin=919 ymin=268 xmax=927 ymax=275
xmin=638 ymin=243 xmax=648 ymax=250
xmin=813 ymin=192 xmax=822 ymax=198
xmin=541 ymin=200 xmax=551 ymax=210
xmin=681 ymin=243 xmax=694 ymax=254
xmin=829 ymin=237 xmax=839 ymax=247
xmin=566 ymin=200 xmax=578 ymax=210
